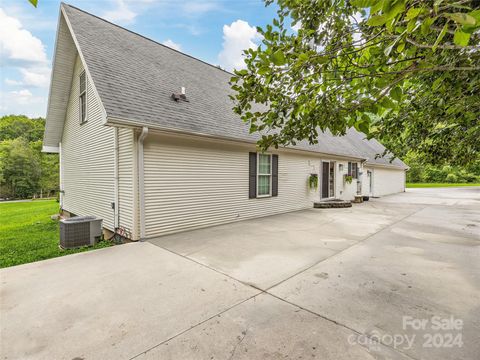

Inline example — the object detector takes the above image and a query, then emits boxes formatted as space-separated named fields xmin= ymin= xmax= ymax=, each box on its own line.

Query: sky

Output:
xmin=0 ymin=0 xmax=278 ymax=117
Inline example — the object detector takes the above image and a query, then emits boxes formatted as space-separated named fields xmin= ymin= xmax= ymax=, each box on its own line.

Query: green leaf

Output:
xmin=298 ymin=53 xmax=309 ymax=62
xmin=235 ymin=69 xmax=248 ymax=76
xmin=396 ymin=41 xmax=405 ymax=52
xmin=445 ymin=13 xmax=477 ymax=26
xmin=258 ymin=66 xmax=270 ymax=75
xmin=358 ymin=121 xmax=370 ymax=134
xmin=380 ymin=96 xmax=396 ymax=109
xmin=385 ymin=0 xmax=405 ymax=20
xmin=405 ymin=7 xmax=423 ymax=20
xmin=421 ymin=17 xmax=435 ymax=35
xmin=366 ymin=15 xmax=388 ymax=26
xmin=351 ymin=0 xmax=378 ymax=7
xmin=469 ymin=10 xmax=480 ymax=22
xmin=406 ymin=19 xmax=417 ymax=33
xmin=28 ymin=0 xmax=38 ymax=6
xmin=271 ymin=50 xmax=286 ymax=66
xmin=317 ymin=56 xmax=329 ymax=64
xmin=462 ymin=10 xmax=480 ymax=33
xmin=370 ymin=1 xmax=383 ymax=14
xmin=432 ymin=22 xmax=448 ymax=52
xmin=390 ymin=86 xmax=402 ymax=101
xmin=453 ymin=29 xmax=471 ymax=46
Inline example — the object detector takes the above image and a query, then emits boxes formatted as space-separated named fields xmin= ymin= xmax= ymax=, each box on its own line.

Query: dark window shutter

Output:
xmin=249 ymin=152 xmax=257 ymax=199
xmin=348 ymin=162 xmax=352 ymax=176
xmin=272 ymin=154 xmax=278 ymax=197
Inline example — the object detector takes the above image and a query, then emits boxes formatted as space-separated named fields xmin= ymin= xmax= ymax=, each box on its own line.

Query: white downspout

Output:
xmin=138 ymin=126 xmax=148 ymax=240
xmin=59 ymin=142 xmax=63 ymax=208
xmin=113 ymin=127 xmax=120 ymax=230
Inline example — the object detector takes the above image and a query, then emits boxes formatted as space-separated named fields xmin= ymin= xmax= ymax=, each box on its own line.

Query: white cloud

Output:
xmin=181 ymin=1 xmax=220 ymax=16
xmin=103 ymin=0 xmax=137 ymax=24
xmin=218 ymin=20 xmax=260 ymax=71
xmin=0 ymin=8 xmax=48 ymax=64
xmin=0 ymin=89 xmax=46 ymax=116
xmin=5 ymin=78 xmax=22 ymax=86
xmin=0 ymin=8 xmax=51 ymax=89
xmin=172 ymin=23 xmax=203 ymax=36
xmin=162 ymin=39 xmax=182 ymax=51
xmin=10 ymin=89 xmax=33 ymax=105
xmin=19 ymin=67 xmax=50 ymax=87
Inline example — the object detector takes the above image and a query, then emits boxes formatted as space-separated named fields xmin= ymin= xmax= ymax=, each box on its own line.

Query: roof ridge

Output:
xmin=60 ymin=2 xmax=235 ymax=77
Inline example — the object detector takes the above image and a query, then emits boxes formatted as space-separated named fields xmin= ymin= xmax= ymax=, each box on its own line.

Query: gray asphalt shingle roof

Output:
xmin=63 ymin=4 xmax=406 ymax=169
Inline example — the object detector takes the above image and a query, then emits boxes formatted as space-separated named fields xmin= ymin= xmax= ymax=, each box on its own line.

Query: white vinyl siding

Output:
xmin=333 ymin=160 xmax=357 ymax=200
xmin=143 ymin=133 xmax=319 ymax=237
xmin=61 ymin=54 xmax=115 ymax=230
xmin=370 ymin=167 xmax=406 ymax=197
xmin=118 ymin=128 xmax=137 ymax=239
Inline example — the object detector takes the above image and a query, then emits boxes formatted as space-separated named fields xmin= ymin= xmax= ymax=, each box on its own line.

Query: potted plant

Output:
xmin=344 ymin=175 xmax=353 ymax=184
xmin=308 ymin=174 xmax=318 ymax=190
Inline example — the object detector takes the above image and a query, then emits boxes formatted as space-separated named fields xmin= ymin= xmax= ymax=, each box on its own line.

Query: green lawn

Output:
xmin=407 ymin=183 xmax=480 ymax=188
xmin=0 ymin=200 xmax=111 ymax=268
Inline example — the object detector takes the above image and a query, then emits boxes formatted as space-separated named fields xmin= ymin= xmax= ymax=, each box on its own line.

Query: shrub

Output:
xmin=446 ymin=173 xmax=458 ymax=183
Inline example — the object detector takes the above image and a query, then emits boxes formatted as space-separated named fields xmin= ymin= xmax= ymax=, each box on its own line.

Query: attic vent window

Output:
xmin=171 ymin=87 xmax=189 ymax=102
xmin=79 ymin=71 xmax=87 ymax=124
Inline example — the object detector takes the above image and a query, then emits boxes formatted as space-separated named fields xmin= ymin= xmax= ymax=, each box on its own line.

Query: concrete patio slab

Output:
xmin=0 ymin=242 xmax=259 ymax=360
xmin=377 ymin=186 xmax=480 ymax=206
xmin=136 ymin=293 xmax=411 ymax=360
xmin=150 ymin=202 xmax=419 ymax=289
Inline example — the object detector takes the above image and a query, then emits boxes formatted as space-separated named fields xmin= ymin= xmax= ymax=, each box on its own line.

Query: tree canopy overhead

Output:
xmin=231 ymin=0 xmax=480 ymax=166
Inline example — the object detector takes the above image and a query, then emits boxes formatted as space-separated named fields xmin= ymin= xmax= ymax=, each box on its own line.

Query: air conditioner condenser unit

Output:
xmin=60 ymin=216 xmax=103 ymax=249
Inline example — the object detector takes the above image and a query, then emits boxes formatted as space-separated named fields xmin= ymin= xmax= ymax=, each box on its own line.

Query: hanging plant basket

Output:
xmin=308 ymin=174 xmax=318 ymax=190
xmin=344 ymin=175 xmax=353 ymax=184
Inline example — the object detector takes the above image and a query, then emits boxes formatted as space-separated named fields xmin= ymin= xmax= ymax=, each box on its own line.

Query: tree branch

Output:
xmin=406 ymin=37 xmax=479 ymax=50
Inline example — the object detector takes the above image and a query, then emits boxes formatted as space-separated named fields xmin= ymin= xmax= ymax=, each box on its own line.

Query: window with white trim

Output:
xmin=79 ymin=71 xmax=87 ymax=124
xmin=257 ymin=153 xmax=272 ymax=196
xmin=348 ymin=161 xmax=359 ymax=179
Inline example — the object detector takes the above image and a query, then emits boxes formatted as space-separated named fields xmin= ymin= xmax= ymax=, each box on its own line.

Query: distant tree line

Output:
xmin=405 ymin=153 xmax=480 ymax=184
xmin=0 ymin=115 xmax=59 ymax=199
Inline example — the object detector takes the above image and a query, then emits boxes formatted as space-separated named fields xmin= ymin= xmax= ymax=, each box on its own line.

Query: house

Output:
xmin=43 ymin=4 xmax=408 ymax=241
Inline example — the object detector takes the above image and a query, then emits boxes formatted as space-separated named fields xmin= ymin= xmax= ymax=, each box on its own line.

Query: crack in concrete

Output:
xmin=227 ymin=326 xmax=249 ymax=360
xmin=128 ymin=295 xmax=257 ymax=360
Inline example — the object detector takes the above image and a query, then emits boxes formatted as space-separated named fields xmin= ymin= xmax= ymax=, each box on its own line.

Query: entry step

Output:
xmin=313 ymin=199 xmax=352 ymax=208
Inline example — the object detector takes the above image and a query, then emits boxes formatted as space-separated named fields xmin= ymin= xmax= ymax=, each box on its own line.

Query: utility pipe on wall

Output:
xmin=138 ymin=126 xmax=149 ymax=240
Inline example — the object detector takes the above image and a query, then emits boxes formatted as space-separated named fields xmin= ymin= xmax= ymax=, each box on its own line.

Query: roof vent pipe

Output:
xmin=171 ymin=87 xmax=189 ymax=102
